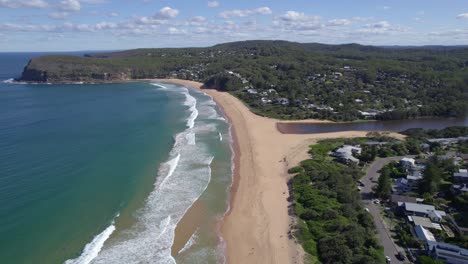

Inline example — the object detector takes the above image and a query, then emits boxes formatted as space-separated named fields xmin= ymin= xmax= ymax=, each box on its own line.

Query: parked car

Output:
xmin=396 ymin=251 xmax=405 ymax=261
xmin=373 ymin=199 xmax=380 ymax=204
xmin=386 ymin=256 xmax=391 ymax=263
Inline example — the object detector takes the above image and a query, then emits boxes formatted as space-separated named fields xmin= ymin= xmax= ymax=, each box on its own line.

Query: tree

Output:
xmin=419 ymin=159 xmax=443 ymax=194
xmin=376 ymin=170 xmax=392 ymax=199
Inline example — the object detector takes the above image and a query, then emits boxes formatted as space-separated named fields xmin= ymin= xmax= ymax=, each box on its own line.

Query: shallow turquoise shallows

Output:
xmin=0 ymin=53 xmax=233 ymax=264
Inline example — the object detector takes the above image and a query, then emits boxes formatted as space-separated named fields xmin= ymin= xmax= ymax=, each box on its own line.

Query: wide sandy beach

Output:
xmin=157 ymin=79 xmax=399 ymax=264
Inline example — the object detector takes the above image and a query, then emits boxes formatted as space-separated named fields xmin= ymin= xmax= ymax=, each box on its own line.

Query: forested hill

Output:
xmin=19 ymin=40 xmax=468 ymax=121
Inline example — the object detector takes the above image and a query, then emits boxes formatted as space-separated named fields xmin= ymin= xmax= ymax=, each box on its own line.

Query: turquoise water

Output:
xmin=0 ymin=54 xmax=232 ymax=263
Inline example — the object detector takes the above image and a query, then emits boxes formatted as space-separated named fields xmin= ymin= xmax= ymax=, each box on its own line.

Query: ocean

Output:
xmin=0 ymin=53 xmax=233 ymax=263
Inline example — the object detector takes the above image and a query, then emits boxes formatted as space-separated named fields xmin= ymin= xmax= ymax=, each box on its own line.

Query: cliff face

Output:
xmin=19 ymin=55 xmax=135 ymax=83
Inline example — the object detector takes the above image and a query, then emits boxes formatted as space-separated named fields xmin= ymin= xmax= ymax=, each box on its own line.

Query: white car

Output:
xmin=373 ymin=199 xmax=380 ymax=204
xmin=365 ymin=208 xmax=370 ymax=212
xmin=386 ymin=256 xmax=391 ymax=263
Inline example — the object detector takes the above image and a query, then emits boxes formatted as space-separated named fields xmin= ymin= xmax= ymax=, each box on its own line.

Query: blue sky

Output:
xmin=0 ymin=0 xmax=467 ymax=51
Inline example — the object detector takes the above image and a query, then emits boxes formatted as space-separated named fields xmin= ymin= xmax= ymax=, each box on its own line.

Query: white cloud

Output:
xmin=48 ymin=11 xmax=69 ymax=19
xmin=58 ymin=0 xmax=80 ymax=12
xmin=108 ymin=12 xmax=118 ymax=17
xmin=219 ymin=7 xmax=272 ymax=19
xmin=185 ymin=16 xmax=207 ymax=26
xmin=274 ymin=11 xmax=322 ymax=31
xmin=154 ymin=6 xmax=179 ymax=19
xmin=0 ymin=0 xmax=48 ymax=9
xmin=207 ymin=1 xmax=219 ymax=8
xmin=359 ymin=21 xmax=406 ymax=34
xmin=0 ymin=22 xmax=56 ymax=32
xmin=327 ymin=19 xmax=351 ymax=26
xmin=456 ymin=13 xmax=468 ymax=19
xmin=383 ymin=6 xmax=391 ymax=10
xmin=167 ymin=27 xmax=186 ymax=35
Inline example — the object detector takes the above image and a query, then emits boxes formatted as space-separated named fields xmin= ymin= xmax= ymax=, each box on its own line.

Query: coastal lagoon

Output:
xmin=0 ymin=53 xmax=232 ymax=263
xmin=278 ymin=116 xmax=468 ymax=134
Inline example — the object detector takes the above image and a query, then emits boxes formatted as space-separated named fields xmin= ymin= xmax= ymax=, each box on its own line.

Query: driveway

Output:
xmin=360 ymin=156 xmax=414 ymax=264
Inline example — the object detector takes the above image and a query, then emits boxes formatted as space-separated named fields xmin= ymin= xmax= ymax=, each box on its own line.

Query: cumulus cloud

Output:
xmin=326 ymin=19 xmax=351 ymax=26
xmin=0 ymin=0 xmax=48 ymax=9
xmin=358 ymin=21 xmax=406 ymax=34
xmin=274 ymin=11 xmax=322 ymax=31
xmin=185 ymin=16 xmax=207 ymax=26
xmin=167 ymin=27 xmax=187 ymax=35
xmin=456 ymin=13 xmax=468 ymax=19
xmin=48 ymin=11 xmax=69 ymax=19
xmin=58 ymin=0 xmax=80 ymax=11
xmin=154 ymin=6 xmax=179 ymax=19
xmin=219 ymin=7 xmax=272 ymax=19
xmin=207 ymin=1 xmax=219 ymax=8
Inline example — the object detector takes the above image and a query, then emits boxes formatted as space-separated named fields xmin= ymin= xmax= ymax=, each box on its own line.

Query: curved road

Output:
xmin=360 ymin=156 xmax=414 ymax=264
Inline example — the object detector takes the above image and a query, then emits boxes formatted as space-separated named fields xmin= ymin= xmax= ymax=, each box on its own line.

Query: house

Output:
xmin=415 ymin=225 xmax=436 ymax=242
xmin=452 ymin=184 xmax=468 ymax=194
xmin=395 ymin=178 xmax=411 ymax=193
xmin=408 ymin=215 xmax=442 ymax=230
xmin=330 ymin=145 xmax=361 ymax=163
xmin=428 ymin=210 xmax=444 ymax=223
xmin=427 ymin=241 xmax=468 ymax=264
xmin=275 ymin=98 xmax=289 ymax=106
xmin=403 ymin=202 xmax=446 ymax=218
xmin=454 ymin=169 xmax=468 ymax=184
xmin=400 ymin=157 xmax=416 ymax=168
xmin=247 ymin=89 xmax=258 ymax=95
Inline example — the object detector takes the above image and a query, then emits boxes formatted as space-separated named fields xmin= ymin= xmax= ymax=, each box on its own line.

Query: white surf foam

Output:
xmin=89 ymin=84 xmax=219 ymax=264
xmin=183 ymin=89 xmax=198 ymax=129
xmin=178 ymin=228 xmax=199 ymax=254
xmin=2 ymin=78 xmax=14 ymax=84
xmin=218 ymin=132 xmax=223 ymax=141
xmin=151 ymin=83 xmax=168 ymax=89
xmin=64 ymin=220 xmax=117 ymax=264
xmin=158 ymin=154 xmax=181 ymax=188
xmin=186 ymin=132 xmax=196 ymax=145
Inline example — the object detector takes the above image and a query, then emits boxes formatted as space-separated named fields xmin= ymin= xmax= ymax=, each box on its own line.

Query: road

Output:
xmin=360 ymin=156 xmax=414 ymax=264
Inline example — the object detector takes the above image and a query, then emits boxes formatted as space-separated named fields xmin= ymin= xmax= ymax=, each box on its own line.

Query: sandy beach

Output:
xmin=157 ymin=79 xmax=399 ymax=264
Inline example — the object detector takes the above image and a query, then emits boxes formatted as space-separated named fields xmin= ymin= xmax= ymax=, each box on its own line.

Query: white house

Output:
xmin=400 ymin=157 xmax=416 ymax=168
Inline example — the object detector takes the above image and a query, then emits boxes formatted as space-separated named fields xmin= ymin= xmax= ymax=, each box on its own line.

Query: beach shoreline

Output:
xmin=156 ymin=78 xmax=407 ymax=264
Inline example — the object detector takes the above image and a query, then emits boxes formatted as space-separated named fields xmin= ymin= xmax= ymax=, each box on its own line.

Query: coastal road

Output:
xmin=360 ymin=156 xmax=414 ymax=264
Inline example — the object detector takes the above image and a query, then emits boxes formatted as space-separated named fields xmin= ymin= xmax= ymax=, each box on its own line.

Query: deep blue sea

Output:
xmin=0 ymin=53 xmax=232 ymax=264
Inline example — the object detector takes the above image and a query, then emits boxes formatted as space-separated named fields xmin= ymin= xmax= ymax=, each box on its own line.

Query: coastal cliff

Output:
xmin=20 ymin=55 xmax=134 ymax=83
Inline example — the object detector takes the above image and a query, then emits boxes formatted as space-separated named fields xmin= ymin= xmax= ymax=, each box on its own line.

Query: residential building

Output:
xmin=400 ymin=157 xmax=416 ymax=168
xmin=427 ymin=241 xmax=468 ymax=264
xmin=330 ymin=145 xmax=361 ymax=163
xmin=403 ymin=202 xmax=446 ymax=218
xmin=415 ymin=225 xmax=436 ymax=242
xmin=454 ymin=169 xmax=468 ymax=184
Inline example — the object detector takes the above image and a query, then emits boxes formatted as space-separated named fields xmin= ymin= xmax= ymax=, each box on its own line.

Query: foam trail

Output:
xmin=178 ymin=228 xmax=199 ymax=254
xmin=151 ymin=83 xmax=168 ymax=89
xmin=2 ymin=78 xmax=14 ymax=83
xmin=158 ymin=154 xmax=181 ymax=188
xmin=218 ymin=132 xmax=223 ymax=141
xmin=64 ymin=220 xmax=116 ymax=264
xmin=183 ymin=89 xmax=198 ymax=129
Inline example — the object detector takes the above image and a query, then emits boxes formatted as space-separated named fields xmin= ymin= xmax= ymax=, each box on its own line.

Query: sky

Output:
xmin=0 ymin=0 xmax=467 ymax=51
